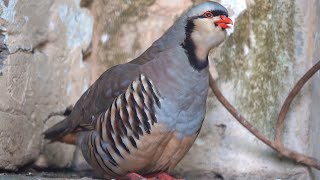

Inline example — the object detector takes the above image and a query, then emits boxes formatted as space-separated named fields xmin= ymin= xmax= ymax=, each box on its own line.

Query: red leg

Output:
xmin=124 ymin=172 xmax=148 ymax=180
xmin=145 ymin=172 xmax=184 ymax=180
xmin=123 ymin=172 xmax=184 ymax=180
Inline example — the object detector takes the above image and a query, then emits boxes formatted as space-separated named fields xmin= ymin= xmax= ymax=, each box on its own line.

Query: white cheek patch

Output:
xmin=193 ymin=18 xmax=214 ymax=33
xmin=193 ymin=17 xmax=223 ymax=32
xmin=190 ymin=18 xmax=227 ymax=59
xmin=192 ymin=18 xmax=227 ymax=47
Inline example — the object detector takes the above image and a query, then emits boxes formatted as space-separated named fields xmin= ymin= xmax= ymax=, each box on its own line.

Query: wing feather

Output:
xmin=44 ymin=63 xmax=141 ymax=141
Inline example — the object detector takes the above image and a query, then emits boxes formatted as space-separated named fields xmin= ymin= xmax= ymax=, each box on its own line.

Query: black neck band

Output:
xmin=182 ymin=20 xmax=208 ymax=71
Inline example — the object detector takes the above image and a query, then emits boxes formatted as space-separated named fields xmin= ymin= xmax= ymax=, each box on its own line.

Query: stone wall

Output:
xmin=0 ymin=0 xmax=319 ymax=179
xmin=177 ymin=0 xmax=319 ymax=179
xmin=0 ymin=0 xmax=92 ymax=170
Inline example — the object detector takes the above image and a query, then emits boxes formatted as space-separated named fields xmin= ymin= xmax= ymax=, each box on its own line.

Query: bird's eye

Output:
xmin=203 ymin=11 xmax=213 ymax=18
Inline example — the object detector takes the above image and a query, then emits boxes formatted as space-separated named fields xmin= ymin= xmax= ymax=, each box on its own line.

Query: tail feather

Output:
xmin=44 ymin=118 xmax=72 ymax=142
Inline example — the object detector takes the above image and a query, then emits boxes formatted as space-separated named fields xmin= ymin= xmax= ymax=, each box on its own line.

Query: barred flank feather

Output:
xmin=88 ymin=74 xmax=161 ymax=175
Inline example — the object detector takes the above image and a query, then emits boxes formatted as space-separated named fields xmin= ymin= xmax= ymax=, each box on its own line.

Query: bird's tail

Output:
xmin=43 ymin=117 xmax=73 ymax=143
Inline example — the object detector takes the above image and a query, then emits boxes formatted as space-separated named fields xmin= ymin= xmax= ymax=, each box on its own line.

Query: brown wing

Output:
xmin=44 ymin=63 xmax=141 ymax=142
xmin=44 ymin=35 xmax=166 ymax=142
xmin=71 ymin=63 xmax=141 ymax=128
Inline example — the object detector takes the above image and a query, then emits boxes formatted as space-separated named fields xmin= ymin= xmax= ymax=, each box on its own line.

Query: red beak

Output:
xmin=214 ymin=15 xmax=233 ymax=29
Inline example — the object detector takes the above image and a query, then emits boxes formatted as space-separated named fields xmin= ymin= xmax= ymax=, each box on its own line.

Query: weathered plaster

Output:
xmin=177 ymin=0 xmax=317 ymax=179
xmin=57 ymin=2 xmax=93 ymax=48
xmin=220 ymin=0 xmax=247 ymax=34
xmin=84 ymin=0 xmax=157 ymax=81
xmin=0 ymin=0 xmax=93 ymax=170
xmin=214 ymin=1 xmax=296 ymax=138
xmin=0 ymin=0 xmax=16 ymax=23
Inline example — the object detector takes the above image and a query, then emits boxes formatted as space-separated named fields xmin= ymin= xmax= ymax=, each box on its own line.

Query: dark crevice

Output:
xmin=80 ymin=0 xmax=94 ymax=8
xmin=63 ymin=106 xmax=73 ymax=116
xmin=0 ymin=33 xmax=9 ymax=76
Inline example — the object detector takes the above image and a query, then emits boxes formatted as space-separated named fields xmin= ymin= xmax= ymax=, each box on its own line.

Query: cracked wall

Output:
xmin=0 ymin=0 xmax=92 ymax=170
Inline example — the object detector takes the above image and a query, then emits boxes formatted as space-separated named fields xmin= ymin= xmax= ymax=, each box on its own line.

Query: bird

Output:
xmin=44 ymin=1 xmax=232 ymax=179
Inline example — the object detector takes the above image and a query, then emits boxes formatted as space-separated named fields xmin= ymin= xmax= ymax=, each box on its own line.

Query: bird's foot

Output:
xmin=145 ymin=172 xmax=184 ymax=180
xmin=124 ymin=172 xmax=145 ymax=180
xmin=125 ymin=172 xmax=184 ymax=180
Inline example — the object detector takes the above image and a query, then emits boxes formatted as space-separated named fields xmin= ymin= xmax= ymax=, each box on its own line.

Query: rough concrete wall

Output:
xmin=81 ymin=0 xmax=192 ymax=82
xmin=0 ymin=0 xmax=92 ymax=170
xmin=0 ymin=0 xmax=319 ymax=179
xmin=177 ymin=0 xmax=318 ymax=179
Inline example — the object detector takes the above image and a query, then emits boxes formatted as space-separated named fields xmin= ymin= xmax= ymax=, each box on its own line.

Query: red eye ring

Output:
xmin=203 ymin=11 xmax=213 ymax=18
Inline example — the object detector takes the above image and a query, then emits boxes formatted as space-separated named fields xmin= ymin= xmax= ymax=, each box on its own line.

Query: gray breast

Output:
xmin=140 ymin=46 xmax=209 ymax=138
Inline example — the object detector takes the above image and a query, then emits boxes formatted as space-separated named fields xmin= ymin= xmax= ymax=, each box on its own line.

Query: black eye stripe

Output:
xmin=198 ymin=10 xmax=228 ymax=18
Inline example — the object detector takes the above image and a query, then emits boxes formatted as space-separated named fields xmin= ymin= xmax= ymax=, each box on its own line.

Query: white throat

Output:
xmin=191 ymin=18 xmax=227 ymax=60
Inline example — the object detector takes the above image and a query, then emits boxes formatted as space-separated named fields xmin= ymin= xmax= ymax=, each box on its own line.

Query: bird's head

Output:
xmin=147 ymin=2 xmax=232 ymax=70
xmin=185 ymin=2 xmax=232 ymax=48
xmin=181 ymin=2 xmax=232 ymax=70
